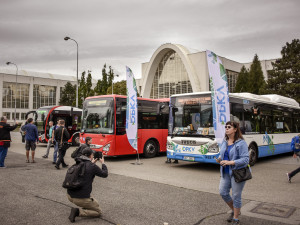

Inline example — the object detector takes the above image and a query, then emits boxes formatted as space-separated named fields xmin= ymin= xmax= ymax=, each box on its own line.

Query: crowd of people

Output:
xmin=1 ymin=116 xmax=299 ymax=224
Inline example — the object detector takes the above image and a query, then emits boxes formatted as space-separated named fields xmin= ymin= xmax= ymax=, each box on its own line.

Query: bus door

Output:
xmin=115 ymin=98 xmax=136 ymax=155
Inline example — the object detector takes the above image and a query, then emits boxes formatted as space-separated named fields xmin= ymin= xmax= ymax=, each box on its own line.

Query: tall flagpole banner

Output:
xmin=206 ymin=50 xmax=230 ymax=146
xmin=126 ymin=66 xmax=138 ymax=151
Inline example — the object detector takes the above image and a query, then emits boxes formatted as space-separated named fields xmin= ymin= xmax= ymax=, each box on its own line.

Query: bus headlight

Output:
xmin=103 ymin=143 xmax=110 ymax=152
xmin=167 ymin=141 xmax=173 ymax=150
xmin=207 ymin=143 xmax=219 ymax=153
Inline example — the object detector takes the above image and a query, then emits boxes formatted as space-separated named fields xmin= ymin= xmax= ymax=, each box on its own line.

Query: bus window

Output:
xmin=116 ymin=99 xmax=126 ymax=135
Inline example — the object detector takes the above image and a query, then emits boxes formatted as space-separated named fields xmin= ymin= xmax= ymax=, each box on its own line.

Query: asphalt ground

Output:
xmin=0 ymin=132 xmax=299 ymax=225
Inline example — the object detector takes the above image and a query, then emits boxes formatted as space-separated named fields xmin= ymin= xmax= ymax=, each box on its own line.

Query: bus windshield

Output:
xmin=82 ymin=98 xmax=114 ymax=134
xmin=36 ymin=108 xmax=50 ymax=131
xmin=171 ymin=95 xmax=214 ymax=137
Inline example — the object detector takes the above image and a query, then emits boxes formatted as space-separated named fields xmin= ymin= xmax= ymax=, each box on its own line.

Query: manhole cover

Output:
xmin=250 ymin=203 xmax=296 ymax=218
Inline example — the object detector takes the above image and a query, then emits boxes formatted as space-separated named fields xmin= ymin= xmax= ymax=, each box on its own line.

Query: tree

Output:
xmin=94 ymin=79 xmax=102 ymax=95
xmin=107 ymin=80 xmax=127 ymax=95
xmin=86 ymin=70 xmax=94 ymax=97
xmin=59 ymin=82 xmax=76 ymax=106
xmin=78 ymin=71 xmax=87 ymax=107
xmin=264 ymin=39 xmax=300 ymax=103
xmin=234 ymin=66 xmax=249 ymax=92
xmin=108 ymin=66 xmax=114 ymax=91
xmin=249 ymin=54 xmax=266 ymax=94
xmin=101 ymin=64 xmax=108 ymax=94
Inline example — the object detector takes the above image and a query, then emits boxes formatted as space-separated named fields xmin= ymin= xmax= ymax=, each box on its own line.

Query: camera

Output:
xmin=93 ymin=151 xmax=103 ymax=160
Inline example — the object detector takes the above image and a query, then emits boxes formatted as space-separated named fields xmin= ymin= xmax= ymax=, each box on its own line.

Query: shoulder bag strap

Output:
xmin=60 ymin=128 xmax=64 ymax=145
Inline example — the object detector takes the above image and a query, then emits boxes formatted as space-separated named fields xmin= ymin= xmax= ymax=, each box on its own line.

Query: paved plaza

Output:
xmin=0 ymin=132 xmax=299 ymax=225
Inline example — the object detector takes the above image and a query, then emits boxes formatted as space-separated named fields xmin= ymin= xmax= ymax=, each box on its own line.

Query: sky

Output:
xmin=0 ymin=0 xmax=299 ymax=81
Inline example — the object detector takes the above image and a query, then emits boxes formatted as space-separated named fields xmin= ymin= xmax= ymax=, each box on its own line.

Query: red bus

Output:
xmin=26 ymin=106 xmax=82 ymax=145
xmin=80 ymin=95 xmax=169 ymax=157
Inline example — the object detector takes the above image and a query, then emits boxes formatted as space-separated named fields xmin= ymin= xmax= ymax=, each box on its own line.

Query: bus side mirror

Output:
xmin=157 ymin=103 xmax=167 ymax=115
xmin=172 ymin=107 xmax=178 ymax=117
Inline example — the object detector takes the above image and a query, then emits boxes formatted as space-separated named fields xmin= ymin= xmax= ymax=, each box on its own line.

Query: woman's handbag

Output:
xmin=232 ymin=145 xmax=252 ymax=183
xmin=232 ymin=166 xmax=252 ymax=183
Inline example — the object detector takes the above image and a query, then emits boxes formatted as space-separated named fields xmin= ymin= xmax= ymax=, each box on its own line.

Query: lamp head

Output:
xmin=64 ymin=36 xmax=70 ymax=41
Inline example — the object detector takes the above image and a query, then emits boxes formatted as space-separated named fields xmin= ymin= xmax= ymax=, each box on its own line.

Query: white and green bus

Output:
xmin=167 ymin=92 xmax=300 ymax=166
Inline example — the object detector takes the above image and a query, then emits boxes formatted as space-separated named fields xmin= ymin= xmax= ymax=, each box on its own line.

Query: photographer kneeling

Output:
xmin=67 ymin=148 xmax=108 ymax=223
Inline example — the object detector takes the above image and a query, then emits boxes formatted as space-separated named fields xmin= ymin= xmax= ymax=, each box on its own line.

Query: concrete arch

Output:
xmin=141 ymin=43 xmax=200 ymax=98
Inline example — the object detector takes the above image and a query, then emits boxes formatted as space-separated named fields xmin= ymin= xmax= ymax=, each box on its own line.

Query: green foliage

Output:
xmin=59 ymin=82 xmax=76 ymax=106
xmin=263 ymin=39 xmax=300 ymax=103
xmin=78 ymin=71 xmax=87 ymax=106
xmin=101 ymin=64 xmax=108 ymax=94
xmin=107 ymin=80 xmax=127 ymax=95
xmin=94 ymin=64 xmax=120 ymax=95
xmin=86 ymin=70 xmax=94 ymax=97
xmin=234 ymin=66 xmax=249 ymax=92
xmin=249 ymin=54 xmax=266 ymax=94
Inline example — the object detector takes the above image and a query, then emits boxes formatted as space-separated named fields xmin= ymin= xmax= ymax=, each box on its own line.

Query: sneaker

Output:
xmin=52 ymin=162 xmax=56 ymax=164
xmin=62 ymin=164 xmax=69 ymax=168
xmin=42 ymin=155 xmax=48 ymax=158
xmin=55 ymin=165 xmax=60 ymax=170
xmin=227 ymin=211 xmax=234 ymax=222
xmin=0 ymin=166 xmax=7 ymax=169
xmin=69 ymin=207 xmax=79 ymax=223
xmin=286 ymin=173 xmax=291 ymax=183
xmin=232 ymin=219 xmax=240 ymax=224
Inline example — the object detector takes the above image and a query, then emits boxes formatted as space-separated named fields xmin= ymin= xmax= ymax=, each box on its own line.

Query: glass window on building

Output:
xmin=227 ymin=70 xmax=239 ymax=93
xmin=2 ymin=112 xmax=11 ymax=120
xmin=33 ymin=85 xmax=56 ymax=109
xmin=150 ymin=50 xmax=192 ymax=99
xmin=12 ymin=112 xmax=20 ymax=120
xmin=2 ymin=82 xmax=30 ymax=109
xmin=21 ymin=113 xmax=27 ymax=120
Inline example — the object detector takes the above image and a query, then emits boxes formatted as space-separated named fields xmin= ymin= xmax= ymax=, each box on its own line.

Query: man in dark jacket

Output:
xmin=67 ymin=148 xmax=108 ymax=223
xmin=0 ymin=116 xmax=18 ymax=168
xmin=54 ymin=119 xmax=70 ymax=169
xmin=21 ymin=118 xmax=39 ymax=163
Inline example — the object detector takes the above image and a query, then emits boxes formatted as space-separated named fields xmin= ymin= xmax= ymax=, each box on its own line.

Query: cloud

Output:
xmin=0 ymin=0 xmax=299 ymax=80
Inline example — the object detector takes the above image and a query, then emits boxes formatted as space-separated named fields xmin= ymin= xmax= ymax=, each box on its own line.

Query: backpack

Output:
xmin=71 ymin=144 xmax=86 ymax=159
xmin=291 ymin=135 xmax=300 ymax=152
xmin=62 ymin=162 xmax=86 ymax=190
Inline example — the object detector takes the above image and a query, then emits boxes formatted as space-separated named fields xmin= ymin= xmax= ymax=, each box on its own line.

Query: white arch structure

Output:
xmin=141 ymin=43 xmax=201 ymax=98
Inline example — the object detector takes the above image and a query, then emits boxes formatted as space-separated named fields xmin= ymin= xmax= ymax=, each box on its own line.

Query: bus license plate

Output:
xmin=184 ymin=156 xmax=194 ymax=161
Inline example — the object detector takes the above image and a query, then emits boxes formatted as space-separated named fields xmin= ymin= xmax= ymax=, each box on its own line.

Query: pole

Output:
xmin=112 ymin=75 xmax=114 ymax=95
xmin=64 ymin=37 xmax=79 ymax=108
xmin=6 ymin=62 xmax=18 ymax=124
xmin=76 ymin=40 xmax=78 ymax=108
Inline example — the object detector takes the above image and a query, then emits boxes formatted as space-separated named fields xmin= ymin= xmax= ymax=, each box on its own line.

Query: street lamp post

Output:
xmin=112 ymin=74 xmax=119 ymax=94
xmin=6 ymin=62 xmax=18 ymax=124
xmin=64 ymin=36 xmax=79 ymax=108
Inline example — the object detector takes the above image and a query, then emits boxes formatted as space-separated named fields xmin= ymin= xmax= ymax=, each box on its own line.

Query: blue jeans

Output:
xmin=0 ymin=146 xmax=8 ymax=167
xmin=219 ymin=173 xmax=246 ymax=208
xmin=53 ymin=142 xmax=58 ymax=163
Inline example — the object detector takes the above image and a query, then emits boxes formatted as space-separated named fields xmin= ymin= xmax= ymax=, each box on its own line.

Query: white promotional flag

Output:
xmin=206 ymin=50 xmax=230 ymax=146
xmin=126 ymin=66 xmax=138 ymax=151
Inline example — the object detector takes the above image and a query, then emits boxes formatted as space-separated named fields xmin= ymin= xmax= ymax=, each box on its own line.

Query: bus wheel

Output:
xmin=72 ymin=133 xmax=80 ymax=146
xmin=143 ymin=140 xmax=158 ymax=158
xmin=248 ymin=144 xmax=258 ymax=166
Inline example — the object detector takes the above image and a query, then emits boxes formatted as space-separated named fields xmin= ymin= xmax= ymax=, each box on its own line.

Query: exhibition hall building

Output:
xmin=1 ymin=43 xmax=275 ymax=123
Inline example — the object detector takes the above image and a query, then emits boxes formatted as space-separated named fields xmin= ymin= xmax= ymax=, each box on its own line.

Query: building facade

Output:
xmin=0 ymin=68 xmax=77 ymax=123
xmin=138 ymin=43 xmax=275 ymax=98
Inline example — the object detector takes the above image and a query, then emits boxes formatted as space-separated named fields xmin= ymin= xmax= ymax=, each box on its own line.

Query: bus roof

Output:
xmin=85 ymin=94 xmax=169 ymax=102
xmin=38 ymin=106 xmax=82 ymax=112
xmin=170 ymin=92 xmax=300 ymax=109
